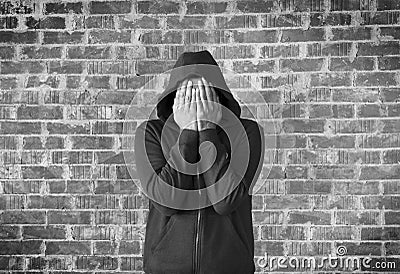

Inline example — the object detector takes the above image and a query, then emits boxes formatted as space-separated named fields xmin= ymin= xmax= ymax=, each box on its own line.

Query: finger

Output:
xmin=184 ymin=84 xmax=192 ymax=112
xmin=211 ymin=86 xmax=217 ymax=102
xmin=195 ymin=88 xmax=202 ymax=113
xmin=175 ymin=87 xmax=182 ymax=110
xmin=182 ymin=80 xmax=191 ymax=108
xmin=190 ymin=87 xmax=196 ymax=110
xmin=211 ymin=87 xmax=219 ymax=110
xmin=185 ymin=80 xmax=193 ymax=105
xmin=173 ymin=91 xmax=178 ymax=111
xmin=186 ymin=84 xmax=192 ymax=102
xmin=197 ymin=79 xmax=209 ymax=111
xmin=198 ymin=80 xmax=207 ymax=111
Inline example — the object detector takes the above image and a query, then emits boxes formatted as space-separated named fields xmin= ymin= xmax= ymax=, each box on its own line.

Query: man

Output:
xmin=134 ymin=50 xmax=265 ymax=274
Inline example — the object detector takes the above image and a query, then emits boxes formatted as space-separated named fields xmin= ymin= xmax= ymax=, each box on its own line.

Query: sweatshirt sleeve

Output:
xmin=197 ymin=121 xmax=264 ymax=215
xmin=134 ymin=121 xmax=199 ymax=216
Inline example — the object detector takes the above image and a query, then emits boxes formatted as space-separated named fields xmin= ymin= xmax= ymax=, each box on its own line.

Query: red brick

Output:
xmin=0 ymin=121 xmax=41 ymax=134
xmin=166 ymin=16 xmax=207 ymax=29
xmin=0 ymin=211 xmax=45 ymax=224
xmin=23 ymin=226 xmax=66 ymax=239
xmin=234 ymin=30 xmax=277 ymax=43
xmin=315 ymin=165 xmax=355 ymax=179
xmin=332 ymin=88 xmax=380 ymax=102
xmin=22 ymin=166 xmax=64 ymax=179
xmin=76 ymin=254 xmax=118 ymax=269
xmin=282 ymin=119 xmax=325 ymax=133
xmin=186 ymin=2 xmax=227 ymax=14
xmin=138 ymin=1 xmax=180 ymax=14
xmin=142 ymin=30 xmax=182 ymax=44
xmin=307 ymin=42 xmax=353 ymax=57
xmin=355 ymin=72 xmax=397 ymax=86
xmin=360 ymin=11 xmax=400 ymax=25
xmin=377 ymin=0 xmax=400 ymax=10
xmin=119 ymin=241 xmax=141 ymax=255
xmin=311 ymin=72 xmax=352 ymax=87
xmin=0 ymin=226 xmax=19 ymax=239
xmin=46 ymin=241 xmax=91 ymax=255
xmin=280 ymin=58 xmax=324 ymax=72
xmin=261 ymin=44 xmax=300 ymax=58
xmin=21 ymin=46 xmax=62 ymax=59
xmin=1 ymin=61 xmax=45 ymax=74
xmin=289 ymin=211 xmax=331 ymax=225
xmin=286 ymin=180 xmax=331 ymax=194
xmin=83 ymin=15 xmax=113 ymax=29
xmin=0 ymin=31 xmax=37 ymax=44
xmin=45 ymin=2 xmax=83 ymax=14
xmin=262 ymin=14 xmax=303 ymax=28
xmin=254 ymin=241 xmax=284 ymax=256
xmin=136 ymin=60 xmax=174 ymax=74
xmin=360 ymin=165 xmax=400 ymax=180
xmin=67 ymin=46 xmax=111 ymax=59
xmin=358 ymin=41 xmax=400 ymax=56
xmin=26 ymin=76 xmax=60 ymax=88
xmin=332 ymin=27 xmax=372 ymax=40
xmin=0 ymin=241 xmax=42 ymax=255
xmin=362 ymin=227 xmax=400 ymax=240
xmin=379 ymin=56 xmax=400 ymax=70
xmin=0 ymin=1 xmax=35 ymax=14
xmin=43 ymin=31 xmax=84 ymax=44
xmin=236 ymin=1 xmax=274 ymax=12
xmin=309 ymin=135 xmax=355 ymax=148
xmin=340 ymin=242 xmax=381 ymax=256
xmin=120 ymin=15 xmax=160 ymax=29
xmin=357 ymin=104 xmax=387 ymax=117
xmin=380 ymin=27 xmax=400 ymax=39
xmin=215 ymin=15 xmax=257 ymax=29
xmin=332 ymin=104 xmax=354 ymax=118
xmin=330 ymin=57 xmax=375 ymax=71
xmin=27 ymin=257 xmax=47 ymax=270
xmin=90 ymin=1 xmax=131 ymax=14
xmin=28 ymin=196 xmax=73 ymax=209
xmin=71 ymin=136 xmax=114 ymax=150
xmin=17 ymin=106 xmax=63 ymax=120
xmin=26 ymin=17 xmax=65 ymax=29
xmin=0 ymin=46 xmax=15 ymax=59
xmin=310 ymin=13 xmax=351 ymax=26
xmin=281 ymin=28 xmax=325 ymax=42
xmin=281 ymin=0 xmax=324 ymax=12
xmin=48 ymin=61 xmax=84 ymax=74
xmin=233 ymin=60 xmax=275 ymax=73
xmin=380 ymin=88 xmax=400 ymax=102
xmin=331 ymin=0 xmax=367 ymax=10
xmin=0 ymin=17 xmax=18 ymax=29
xmin=89 ymin=30 xmax=131 ymax=44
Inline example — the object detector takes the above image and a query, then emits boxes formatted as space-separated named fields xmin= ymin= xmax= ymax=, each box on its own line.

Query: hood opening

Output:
xmin=156 ymin=50 xmax=241 ymax=124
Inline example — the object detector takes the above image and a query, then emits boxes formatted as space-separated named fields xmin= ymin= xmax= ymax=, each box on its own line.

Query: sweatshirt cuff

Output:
xmin=179 ymin=128 xmax=198 ymax=146
xmin=178 ymin=128 xmax=199 ymax=164
xmin=199 ymin=128 xmax=229 ymax=161
xmin=198 ymin=128 xmax=229 ymax=185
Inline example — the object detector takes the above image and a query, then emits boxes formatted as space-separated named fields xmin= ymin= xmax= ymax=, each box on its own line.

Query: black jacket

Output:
xmin=134 ymin=50 xmax=265 ymax=274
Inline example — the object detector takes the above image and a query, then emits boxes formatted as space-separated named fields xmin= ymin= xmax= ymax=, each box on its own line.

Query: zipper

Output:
xmin=194 ymin=174 xmax=202 ymax=274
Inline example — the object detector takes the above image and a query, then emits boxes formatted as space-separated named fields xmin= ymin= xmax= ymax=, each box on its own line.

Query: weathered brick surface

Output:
xmin=0 ymin=0 xmax=399 ymax=273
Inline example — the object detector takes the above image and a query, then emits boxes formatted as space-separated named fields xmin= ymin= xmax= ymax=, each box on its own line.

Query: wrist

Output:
xmin=182 ymin=123 xmax=197 ymax=131
xmin=198 ymin=121 xmax=216 ymax=131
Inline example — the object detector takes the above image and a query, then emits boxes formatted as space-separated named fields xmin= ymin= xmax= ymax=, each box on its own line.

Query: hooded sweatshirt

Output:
xmin=134 ymin=50 xmax=265 ymax=274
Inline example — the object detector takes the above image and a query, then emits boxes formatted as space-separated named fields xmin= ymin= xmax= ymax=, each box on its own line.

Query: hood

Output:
xmin=156 ymin=50 xmax=241 ymax=124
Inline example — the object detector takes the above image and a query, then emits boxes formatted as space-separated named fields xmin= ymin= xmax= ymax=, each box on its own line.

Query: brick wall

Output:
xmin=0 ymin=0 xmax=400 ymax=273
